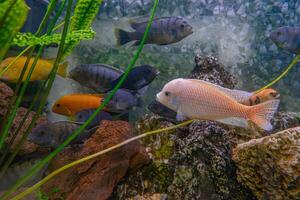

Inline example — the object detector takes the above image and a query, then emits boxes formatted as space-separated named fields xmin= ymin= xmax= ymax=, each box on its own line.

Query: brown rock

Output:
xmin=0 ymin=81 xmax=13 ymax=116
xmin=42 ymin=120 xmax=150 ymax=200
xmin=5 ymin=107 xmax=48 ymax=155
xmin=232 ymin=127 xmax=300 ymax=200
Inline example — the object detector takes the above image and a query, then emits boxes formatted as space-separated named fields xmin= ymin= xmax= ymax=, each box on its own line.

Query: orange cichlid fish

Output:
xmin=52 ymin=94 xmax=104 ymax=116
xmin=0 ymin=56 xmax=68 ymax=83
xmin=156 ymin=78 xmax=280 ymax=131
xmin=248 ymin=89 xmax=280 ymax=106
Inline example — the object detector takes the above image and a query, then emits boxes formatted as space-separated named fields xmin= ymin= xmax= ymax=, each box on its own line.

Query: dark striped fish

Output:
xmin=115 ymin=17 xmax=193 ymax=46
xmin=270 ymin=26 xmax=300 ymax=54
xmin=108 ymin=65 xmax=159 ymax=91
xmin=69 ymin=64 xmax=123 ymax=92
xmin=148 ymin=100 xmax=177 ymax=120
xmin=75 ymin=109 xmax=113 ymax=128
xmin=104 ymin=89 xmax=142 ymax=113
xmin=0 ymin=157 xmax=47 ymax=191
xmin=28 ymin=121 xmax=98 ymax=147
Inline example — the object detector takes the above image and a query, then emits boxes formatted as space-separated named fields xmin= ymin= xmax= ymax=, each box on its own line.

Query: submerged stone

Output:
xmin=233 ymin=127 xmax=300 ymax=200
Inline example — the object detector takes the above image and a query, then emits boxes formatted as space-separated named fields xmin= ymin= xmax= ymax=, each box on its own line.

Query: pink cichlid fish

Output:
xmin=156 ymin=78 xmax=280 ymax=131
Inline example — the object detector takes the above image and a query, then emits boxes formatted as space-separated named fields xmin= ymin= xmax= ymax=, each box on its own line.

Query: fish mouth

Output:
xmin=273 ymin=93 xmax=280 ymax=98
xmin=187 ymin=26 xmax=193 ymax=34
xmin=52 ymin=105 xmax=73 ymax=116
xmin=156 ymin=92 xmax=162 ymax=102
xmin=155 ymin=69 xmax=160 ymax=76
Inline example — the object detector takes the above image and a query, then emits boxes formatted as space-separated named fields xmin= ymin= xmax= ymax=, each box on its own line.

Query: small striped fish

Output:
xmin=270 ymin=26 xmax=300 ymax=54
xmin=75 ymin=109 xmax=113 ymax=128
xmin=69 ymin=64 xmax=123 ymax=93
xmin=115 ymin=17 xmax=193 ymax=46
xmin=28 ymin=121 xmax=98 ymax=147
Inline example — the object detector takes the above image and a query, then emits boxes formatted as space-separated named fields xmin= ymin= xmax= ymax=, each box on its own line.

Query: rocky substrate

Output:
xmin=41 ymin=120 xmax=149 ymax=200
xmin=233 ymin=127 xmax=300 ymax=200
xmin=0 ymin=55 xmax=299 ymax=200
xmin=112 ymin=55 xmax=300 ymax=200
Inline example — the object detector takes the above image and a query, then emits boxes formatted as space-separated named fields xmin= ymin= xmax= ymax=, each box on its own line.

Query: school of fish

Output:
xmin=0 ymin=16 xmax=290 ymax=155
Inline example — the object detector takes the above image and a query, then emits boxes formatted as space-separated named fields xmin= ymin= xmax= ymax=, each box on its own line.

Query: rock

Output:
xmin=5 ymin=107 xmax=48 ymax=155
xmin=271 ymin=112 xmax=300 ymax=133
xmin=42 ymin=120 xmax=149 ymax=200
xmin=190 ymin=54 xmax=237 ymax=89
xmin=127 ymin=193 xmax=168 ymax=200
xmin=0 ymin=81 xmax=13 ymax=116
xmin=232 ymin=127 xmax=300 ymax=200
xmin=0 ymin=82 xmax=48 ymax=155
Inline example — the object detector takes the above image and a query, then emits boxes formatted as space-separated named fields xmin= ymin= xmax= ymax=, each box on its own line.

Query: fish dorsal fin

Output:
xmin=79 ymin=63 xmax=124 ymax=73
xmin=128 ymin=19 xmax=141 ymax=30
xmin=128 ymin=16 xmax=180 ymax=29
xmin=186 ymin=79 xmax=253 ymax=104
xmin=66 ymin=93 xmax=104 ymax=99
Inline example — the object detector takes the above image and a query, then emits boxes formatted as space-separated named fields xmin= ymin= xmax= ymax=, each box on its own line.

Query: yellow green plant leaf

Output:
xmin=0 ymin=0 xmax=29 ymax=61
xmin=62 ymin=0 xmax=102 ymax=57
xmin=12 ymin=28 xmax=95 ymax=46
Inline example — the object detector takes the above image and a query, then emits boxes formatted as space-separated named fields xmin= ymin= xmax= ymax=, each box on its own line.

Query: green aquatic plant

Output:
xmin=0 ymin=0 xmax=29 ymax=61
xmin=0 ymin=0 xmax=159 ymax=199
xmin=11 ymin=119 xmax=194 ymax=200
xmin=0 ymin=0 xmax=73 ymax=191
xmin=12 ymin=29 xmax=95 ymax=47
xmin=62 ymin=0 xmax=103 ymax=58
xmin=0 ymin=0 xmax=62 ymax=153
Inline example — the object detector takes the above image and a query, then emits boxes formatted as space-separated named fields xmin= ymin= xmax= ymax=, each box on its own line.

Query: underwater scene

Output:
xmin=0 ymin=0 xmax=299 ymax=199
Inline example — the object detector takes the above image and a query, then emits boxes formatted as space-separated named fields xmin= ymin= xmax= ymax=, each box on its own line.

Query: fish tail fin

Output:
xmin=248 ymin=100 xmax=280 ymax=131
xmin=114 ymin=28 xmax=132 ymax=46
xmin=57 ymin=61 xmax=68 ymax=78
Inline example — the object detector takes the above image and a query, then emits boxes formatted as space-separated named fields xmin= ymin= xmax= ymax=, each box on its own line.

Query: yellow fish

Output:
xmin=156 ymin=78 xmax=280 ymax=131
xmin=248 ymin=88 xmax=280 ymax=106
xmin=0 ymin=56 xmax=68 ymax=83
xmin=52 ymin=94 xmax=105 ymax=116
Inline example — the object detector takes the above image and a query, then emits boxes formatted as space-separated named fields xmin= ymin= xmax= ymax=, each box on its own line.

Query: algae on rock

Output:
xmin=233 ymin=127 xmax=300 ymax=200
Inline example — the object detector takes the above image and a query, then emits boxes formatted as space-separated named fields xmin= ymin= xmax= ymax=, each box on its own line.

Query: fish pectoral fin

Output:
xmin=176 ymin=107 xmax=188 ymax=121
xmin=215 ymin=117 xmax=249 ymax=128
xmin=176 ymin=113 xmax=187 ymax=121
xmin=186 ymin=79 xmax=253 ymax=104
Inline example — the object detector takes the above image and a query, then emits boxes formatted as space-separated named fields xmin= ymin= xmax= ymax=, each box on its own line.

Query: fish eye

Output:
xmin=254 ymin=97 xmax=260 ymax=104
xmin=56 ymin=104 xmax=61 ymax=107
xmin=270 ymin=92 xmax=278 ymax=97
xmin=39 ymin=131 xmax=45 ymax=135
xmin=180 ymin=24 xmax=185 ymax=28
xmin=276 ymin=31 xmax=282 ymax=36
xmin=165 ymin=91 xmax=170 ymax=96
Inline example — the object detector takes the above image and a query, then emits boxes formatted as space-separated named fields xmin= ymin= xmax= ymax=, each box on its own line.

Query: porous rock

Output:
xmin=0 ymin=81 xmax=13 ymax=116
xmin=190 ymin=54 xmax=237 ymax=89
xmin=42 ymin=120 xmax=149 ymax=200
xmin=232 ymin=127 xmax=300 ymax=200
xmin=5 ymin=107 xmax=48 ymax=155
